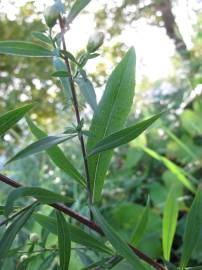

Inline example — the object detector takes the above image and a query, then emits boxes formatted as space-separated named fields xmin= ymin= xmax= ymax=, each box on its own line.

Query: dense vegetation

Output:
xmin=0 ymin=1 xmax=202 ymax=269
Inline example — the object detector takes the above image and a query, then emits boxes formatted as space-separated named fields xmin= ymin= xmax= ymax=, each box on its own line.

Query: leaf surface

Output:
xmin=66 ymin=0 xmax=92 ymax=24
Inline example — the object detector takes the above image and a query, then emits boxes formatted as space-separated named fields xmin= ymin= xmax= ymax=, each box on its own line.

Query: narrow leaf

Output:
xmin=89 ymin=112 xmax=163 ymax=156
xmin=56 ymin=212 xmax=71 ymax=270
xmin=5 ymin=187 xmax=72 ymax=217
xmin=75 ymin=77 xmax=97 ymax=112
xmin=87 ymin=47 xmax=136 ymax=202
xmin=66 ymin=0 xmax=91 ymax=24
xmin=143 ymin=147 xmax=196 ymax=193
xmin=0 ymin=41 xmax=53 ymax=57
xmin=34 ymin=213 xmax=113 ymax=254
xmin=92 ymin=206 xmax=146 ymax=269
xmin=130 ymin=200 xmax=150 ymax=245
xmin=26 ymin=117 xmax=85 ymax=187
xmin=52 ymin=71 xmax=69 ymax=77
xmin=31 ymin=32 xmax=52 ymax=45
xmin=180 ymin=187 xmax=202 ymax=269
xmin=0 ymin=203 xmax=36 ymax=263
xmin=0 ymin=104 xmax=33 ymax=136
xmin=162 ymin=186 xmax=179 ymax=261
xmin=7 ymin=134 xmax=76 ymax=164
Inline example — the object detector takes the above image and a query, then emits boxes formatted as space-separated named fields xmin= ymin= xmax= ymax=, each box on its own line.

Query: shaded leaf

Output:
xmin=0 ymin=104 xmax=33 ymax=136
xmin=51 ymin=71 xmax=69 ymax=77
xmin=5 ymin=187 xmax=73 ymax=217
xmin=0 ymin=41 xmax=53 ymax=57
xmin=92 ymin=206 xmax=146 ymax=269
xmin=180 ymin=188 xmax=202 ymax=269
xmin=87 ymin=47 xmax=136 ymax=202
xmin=89 ymin=112 xmax=163 ymax=156
xmin=66 ymin=0 xmax=92 ymax=24
xmin=26 ymin=117 xmax=85 ymax=187
xmin=56 ymin=212 xmax=71 ymax=270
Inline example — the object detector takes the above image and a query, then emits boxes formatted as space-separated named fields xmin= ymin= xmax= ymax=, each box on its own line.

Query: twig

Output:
xmin=0 ymin=173 xmax=165 ymax=270
xmin=58 ymin=15 xmax=93 ymax=220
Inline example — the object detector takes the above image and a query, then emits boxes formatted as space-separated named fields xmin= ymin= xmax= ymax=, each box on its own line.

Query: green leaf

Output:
xmin=186 ymin=267 xmax=202 ymax=270
xmin=31 ymin=32 xmax=52 ymax=45
xmin=75 ymin=77 xmax=97 ymax=112
xmin=51 ymin=71 xmax=69 ymax=77
xmin=180 ymin=188 xmax=202 ymax=269
xmin=6 ymin=133 xmax=76 ymax=164
xmin=56 ymin=212 xmax=71 ymax=270
xmin=66 ymin=0 xmax=92 ymax=24
xmin=89 ymin=112 xmax=163 ymax=156
xmin=60 ymin=50 xmax=79 ymax=65
xmin=0 ymin=104 xmax=33 ymax=136
xmin=53 ymin=56 xmax=72 ymax=98
xmin=0 ymin=203 xmax=36 ymax=264
xmin=34 ymin=213 xmax=113 ymax=254
xmin=92 ymin=206 xmax=146 ymax=269
xmin=143 ymin=147 xmax=196 ymax=193
xmin=5 ymin=187 xmax=72 ymax=217
xmin=26 ymin=117 xmax=85 ymax=187
xmin=130 ymin=199 xmax=150 ymax=245
xmin=0 ymin=41 xmax=53 ymax=57
xmin=87 ymin=47 xmax=136 ymax=202
xmin=162 ymin=186 xmax=179 ymax=261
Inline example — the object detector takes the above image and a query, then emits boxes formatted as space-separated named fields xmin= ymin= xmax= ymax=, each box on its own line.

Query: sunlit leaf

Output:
xmin=31 ymin=32 xmax=52 ymax=45
xmin=66 ymin=0 xmax=92 ymax=24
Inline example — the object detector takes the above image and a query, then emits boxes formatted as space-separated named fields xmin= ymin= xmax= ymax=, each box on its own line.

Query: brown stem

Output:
xmin=0 ymin=173 xmax=165 ymax=270
xmin=58 ymin=15 xmax=93 ymax=220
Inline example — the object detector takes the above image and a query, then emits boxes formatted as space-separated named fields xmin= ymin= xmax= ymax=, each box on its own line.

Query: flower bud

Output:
xmin=44 ymin=5 xmax=60 ymax=28
xmin=30 ymin=233 xmax=39 ymax=243
xmin=19 ymin=255 xmax=28 ymax=262
xmin=87 ymin=32 xmax=104 ymax=53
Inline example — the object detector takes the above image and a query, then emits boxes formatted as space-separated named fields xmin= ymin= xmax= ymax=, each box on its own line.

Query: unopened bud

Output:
xmin=19 ymin=255 xmax=28 ymax=262
xmin=30 ymin=233 xmax=39 ymax=243
xmin=87 ymin=32 xmax=104 ymax=53
xmin=44 ymin=5 xmax=60 ymax=28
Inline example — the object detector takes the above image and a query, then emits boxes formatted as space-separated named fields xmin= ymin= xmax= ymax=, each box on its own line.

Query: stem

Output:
xmin=58 ymin=15 xmax=93 ymax=220
xmin=0 ymin=173 xmax=165 ymax=270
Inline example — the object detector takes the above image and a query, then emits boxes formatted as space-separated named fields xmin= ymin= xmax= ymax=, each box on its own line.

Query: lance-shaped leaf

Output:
xmin=87 ymin=47 xmax=136 ymax=202
xmin=6 ymin=133 xmax=76 ymax=164
xmin=66 ymin=0 xmax=91 ymax=24
xmin=56 ymin=212 xmax=71 ymax=270
xmin=92 ymin=206 xmax=146 ymax=269
xmin=53 ymin=56 xmax=72 ymax=98
xmin=143 ymin=147 xmax=196 ymax=193
xmin=5 ymin=187 xmax=73 ymax=217
xmin=130 ymin=199 xmax=150 ymax=245
xmin=89 ymin=112 xmax=162 ymax=156
xmin=0 ymin=203 xmax=36 ymax=263
xmin=75 ymin=77 xmax=97 ymax=112
xmin=0 ymin=41 xmax=53 ymax=57
xmin=180 ymin=187 xmax=202 ymax=269
xmin=31 ymin=32 xmax=52 ymax=45
xmin=26 ymin=117 xmax=85 ymax=187
xmin=34 ymin=213 xmax=113 ymax=254
xmin=162 ymin=186 xmax=179 ymax=261
xmin=0 ymin=104 xmax=33 ymax=136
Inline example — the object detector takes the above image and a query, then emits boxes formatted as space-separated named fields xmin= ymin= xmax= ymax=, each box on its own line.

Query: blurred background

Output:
xmin=0 ymin=0 xmax=202 ymax=266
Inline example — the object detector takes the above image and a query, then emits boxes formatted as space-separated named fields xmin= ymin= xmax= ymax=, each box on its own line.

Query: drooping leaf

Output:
xmin=162 ymin=186 xmax=179 ymax=261
xmin=92 ymin=206 xmax=146 ymax=269
xmin=34 ymin=213 xmax=113 ymax=254
xmin=5 ymin=187 xmax=73 ymax=217
xmin=89 ymin=112 xmax=163 ymax=156
xmin=31 ymin=32 xmax=52 ymax=45
xmin=75 ymin=77 xmax=97 ymax=112
xmin=0 ymin=41 xmax=53 ymax=57
xmin=26 ymin=117 xmax=85 ymax=187
xmin=6 ymin=134 xmax=76 ymax=164
xmin=56 ymin=212 xmax=71 ymax=270
xmin=66 ymin=0 xmax=92 ymax=24
xmin=87 ymin=47 xmax=136 ymax=202
xmin=0 ymin=203 xmax=37 ymax=264
xmin=180 ymin=188 xmax=202 ymax=269
xmin=0 ymin=104 xmax=33 ymax=136
xmin=53 ymin=56 xmax=72 ymax=98
xmin=130 ymin=199 xmax=150 ymax=245
xmin=143 ymin=147 xmax=196 ymax=193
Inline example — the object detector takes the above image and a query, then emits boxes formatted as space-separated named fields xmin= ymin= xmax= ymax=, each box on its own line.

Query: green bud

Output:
xmin=44 ymin=5 xmax=60 ymax=28
xmin=87 ymin=32 xmax=104 ymax=53
xmin=30 ymin=233 xmax=39 ymax=243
